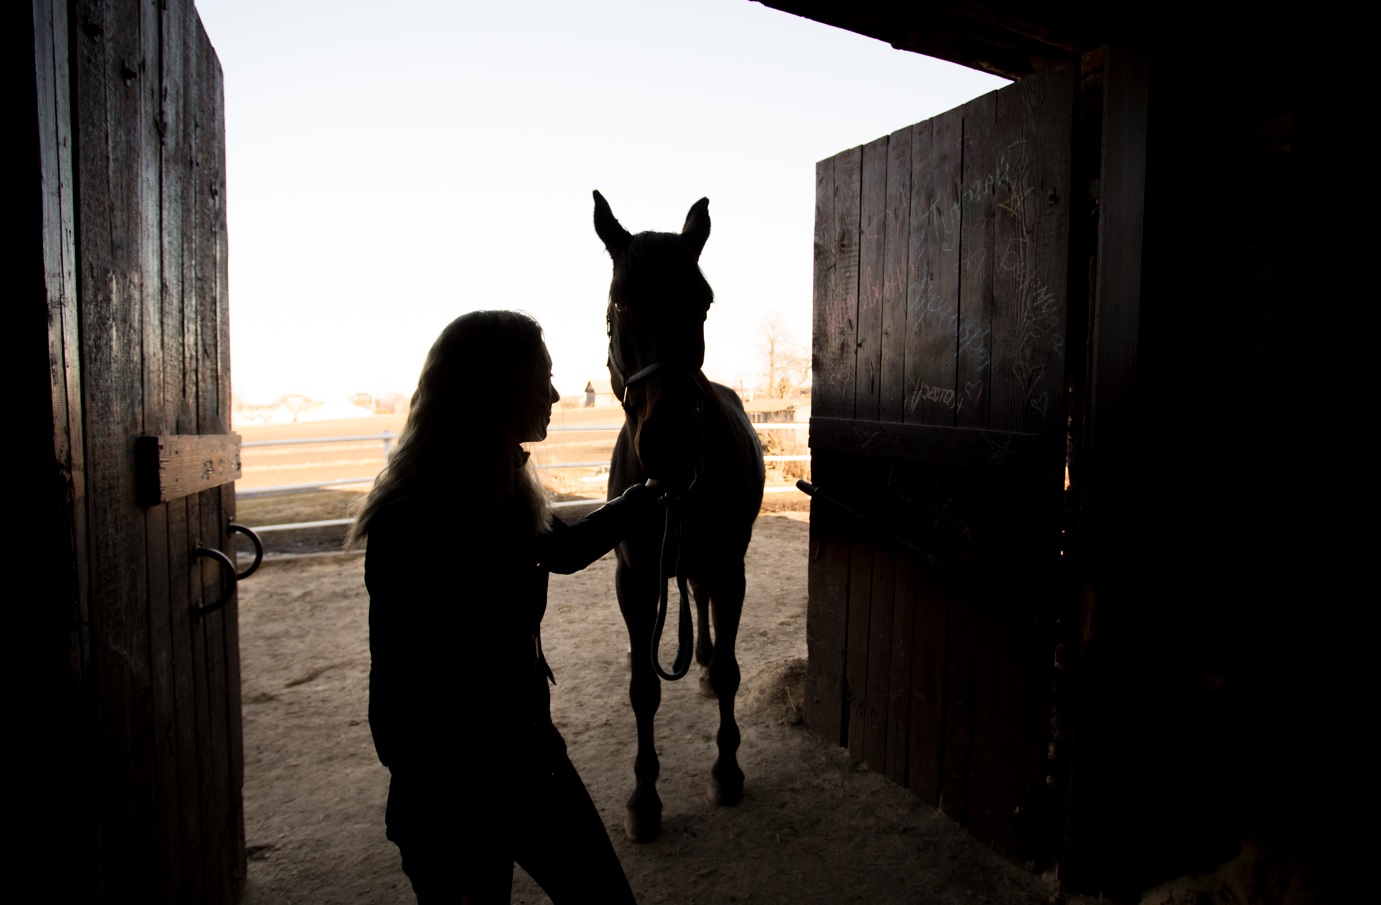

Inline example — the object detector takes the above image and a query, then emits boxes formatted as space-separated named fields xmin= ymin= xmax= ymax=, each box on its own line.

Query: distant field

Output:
xmin=235 ymin=404 xmax=628 ymax=496
xmin=234 ymin=400 xmax=809 ymax=550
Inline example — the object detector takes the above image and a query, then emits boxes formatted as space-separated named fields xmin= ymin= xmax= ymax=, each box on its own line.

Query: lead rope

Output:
xmin=651 ymin=491 xmax=694 ymax=681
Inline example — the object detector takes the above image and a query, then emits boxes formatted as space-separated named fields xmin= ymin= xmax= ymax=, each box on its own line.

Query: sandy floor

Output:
xmin=235 ymin=511 xmax=1072 ymax=905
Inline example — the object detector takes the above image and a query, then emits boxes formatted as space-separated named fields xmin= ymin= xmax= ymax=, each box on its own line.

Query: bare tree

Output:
xmin=757 ymin=313 xmax=811 ymax=399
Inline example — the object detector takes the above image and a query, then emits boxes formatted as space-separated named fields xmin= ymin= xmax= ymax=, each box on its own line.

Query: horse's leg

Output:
xmin=616 ymin=559 xmax=662 ymax=842
xmin=691 ymin=579 xmax=716 ymax=697
xmin=706 ymin=566 xmax=745 ymax=806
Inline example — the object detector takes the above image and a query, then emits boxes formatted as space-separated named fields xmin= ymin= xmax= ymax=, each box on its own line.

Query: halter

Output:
xmin=606 ymin=306 xmax=670 ymax=408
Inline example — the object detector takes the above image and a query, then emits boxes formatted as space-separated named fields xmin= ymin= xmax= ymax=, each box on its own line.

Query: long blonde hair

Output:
xmin=346 ymin=310 xmax=552 ymax=547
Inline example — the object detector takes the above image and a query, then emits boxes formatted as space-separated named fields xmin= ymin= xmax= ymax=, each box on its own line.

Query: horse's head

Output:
xmin=594 ymin=190 xmax=713 ymax=482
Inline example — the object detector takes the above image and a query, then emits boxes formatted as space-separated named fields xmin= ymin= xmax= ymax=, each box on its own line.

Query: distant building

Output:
xmin=583 ymin=379 xmax=616 ymax=407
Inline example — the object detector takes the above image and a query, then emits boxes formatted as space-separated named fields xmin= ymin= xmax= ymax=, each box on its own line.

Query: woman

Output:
xmin=349 ymin=310 xmax=649 ymax=903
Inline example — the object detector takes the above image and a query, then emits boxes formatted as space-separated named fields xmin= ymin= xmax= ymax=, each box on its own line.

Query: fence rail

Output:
xmin=237 ymin=422 xmax=811 ymax=531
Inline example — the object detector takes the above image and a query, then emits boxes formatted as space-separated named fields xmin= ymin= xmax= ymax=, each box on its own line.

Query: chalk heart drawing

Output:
xmin=1030 ymin=391 xmax=1049 ymax=418
xmin=964 ymin=380 xmax=984 ymax=403
xmin=1012 ymin=361 xmax=1044 ymax=393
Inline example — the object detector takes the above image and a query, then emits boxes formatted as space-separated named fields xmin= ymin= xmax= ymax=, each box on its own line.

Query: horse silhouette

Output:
xmin=593 ymin=190 xmax=766 ymax=842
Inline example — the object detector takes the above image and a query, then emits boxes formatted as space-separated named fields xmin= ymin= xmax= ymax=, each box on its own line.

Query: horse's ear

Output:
xmin=593 ymin=190 xmax=632 ymax=259
xmin=682 ymin=197 xmax=710 ymax=261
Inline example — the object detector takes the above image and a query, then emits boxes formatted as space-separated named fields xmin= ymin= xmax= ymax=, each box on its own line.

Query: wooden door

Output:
xmin=805 ymin=63 xmax=1074 ymax=864
xmin=30 ymin=0 xmax=244 ymax=900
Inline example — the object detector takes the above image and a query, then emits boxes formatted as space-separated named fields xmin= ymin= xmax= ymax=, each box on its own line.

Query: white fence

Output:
xmin=239 ymin=422 xmax=810 ymax=534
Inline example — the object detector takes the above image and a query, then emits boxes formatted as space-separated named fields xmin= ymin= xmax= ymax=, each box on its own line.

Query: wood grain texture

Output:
xmin=805 ymin=157 xmax=849 ymax=743
xmin=73 ymin=0 xmax=159 ymax=895
xmin=807 ymin=62 xmax=1075 ymax=864
xmin=989 ymin=64 xmax=1073 ymax=435
xmin=28 ymin=1 xmax=94 ymax=896
xmin=957 ymin=90 xmax=996 ymax=430
xmin=846 ymin=138 xmax=888 ymax=761
xmin=855 ymin=136 xmax=887 ymax=423
xmin=907 ymin=111 xmax=961 ymax=427
xmin=844 ymin=519 xmax=873 ymax=759
xmin=135 ymin=434 xmax=242 ymax=505
xmin=58 ymin=1 xmax=242 ymax=898
xmin=861 ymin=545 xmax=896 ymax=770
xmin=810 ymin=416 xmax=1040 ymax=472
xmin=880 ymin=125 xmax=911 ymax=424
xmin=879 ymin=126 xmax=915 ymax=783
xmin=884 ymin=550 xmax=915 ymax=782
xmin=906 ymin=560 xmax=948 ymax=803
xmin=194 ymin=18 xmax=239 ymax=894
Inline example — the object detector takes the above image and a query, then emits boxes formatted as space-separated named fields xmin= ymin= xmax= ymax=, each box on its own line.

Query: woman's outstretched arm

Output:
xmin=537 ymin=482 xmax=658 ymax=575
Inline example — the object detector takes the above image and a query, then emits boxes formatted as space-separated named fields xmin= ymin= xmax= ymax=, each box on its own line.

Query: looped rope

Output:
xmin=651 ymin=491 xmax=694 ymax=681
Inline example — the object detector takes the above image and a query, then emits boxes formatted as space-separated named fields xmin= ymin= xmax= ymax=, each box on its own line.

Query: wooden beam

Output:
xmin=810 ymin=415 xmax=1042 ymax=471
xmin=136 ymin=434 xmax=241 ymax=506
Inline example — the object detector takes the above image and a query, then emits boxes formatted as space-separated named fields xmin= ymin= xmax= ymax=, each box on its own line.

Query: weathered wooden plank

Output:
xmin=906 ymin=560 xmax=948 ymax=804
xmin=210 ymin=32 xmax=247 ymax=887
xmin=806 ymin=156 xmax=846 ymax=742
xmin=135 ymin=433 xmax=242 ymax=505
xmin=956 ymin=90 xmax=997 ymax=430
xmin=883 ymin=547 xmax=915 ymax=782
xmin=873 ymin=127 xmax=912 ymax=779
xmin=907 ymin=107 xmax=961 ymax=426
xmin=880 ymin=125 xmax=911 ymax=424
xmin=855 ymin=135 xmax=887 ymax=422
xmin=808 ymin=148 xmax=862 ymax=746
xmin=805 ymin=466 xmax=851 ymax=744
xmin=135 ymin=0 xmax=180 ymax=897
xmin=903 ymin=118 xmax=931 ymax=427
xmin=846 ymin=137 xmax=888 ymax=761
xmin=30 ymin=2 xmax=94 ymax=895
xmin=194 ymin=15 xmax=239 ymax=895
xmin=207 ymin=26 xmax=247 ymax=887
xmin=74 ymin=0 xmax=162 ymax=895
xmin=938 ymin=581 xmax=978 ymax=823
xmin=861 ymin=546 xmax=896 ymax=771
xmin=811 ymin=154 xmax=836 ymax=414
xmin=844 ymin=525 xmax=873 ymax=759
xmin=899 ymin=117 xmax=950 ymax=802
xmin=989 ymin=63 xmax=1073 ymax=435
xmin=35 ymin=0 xmax=90 ymax=670
xmin=178 ymin=10 xmax=212 ymax=884
xmin=161 ymin=2 xmax=207 ymax=897
xmin=814 ymin=146 xmax=860 ymax=420
xmin=810 ymin=416 xmax=1040 ymax=471
xmin=134 ymin=0 xmax=173 ymax=895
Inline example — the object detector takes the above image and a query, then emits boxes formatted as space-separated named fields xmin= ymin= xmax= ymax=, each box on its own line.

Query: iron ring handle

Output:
xmin=230 ymin=523 xmax=264 ymax=580
xmin=192 ymin=546 xmax=237 ymax=617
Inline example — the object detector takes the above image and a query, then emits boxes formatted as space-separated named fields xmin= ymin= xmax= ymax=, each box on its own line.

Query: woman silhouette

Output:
xmin=350 ymin=310 xmax=647 ymax=903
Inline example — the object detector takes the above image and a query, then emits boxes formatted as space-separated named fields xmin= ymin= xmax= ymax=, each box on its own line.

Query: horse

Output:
xmin=593 ymin=190 xmax=766 ymax=842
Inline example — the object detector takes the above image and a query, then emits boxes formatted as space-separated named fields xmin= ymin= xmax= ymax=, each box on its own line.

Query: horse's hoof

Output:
xmin=708 ymin=779 xmax=744 ymax=807
xmin=698 ymin=667 xmax=716 ymax=698
xmin=625 ymin=805 xmax=662 ymax=843
xmin=709 ymin=764 xmax=745 ymax=807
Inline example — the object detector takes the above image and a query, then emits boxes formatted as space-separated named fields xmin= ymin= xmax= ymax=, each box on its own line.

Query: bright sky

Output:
xmin=194 ymin=0 xmax=1006 ymax=404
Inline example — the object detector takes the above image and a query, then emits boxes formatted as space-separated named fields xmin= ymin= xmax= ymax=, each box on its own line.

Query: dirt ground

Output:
xmin=233 ymin=506 xmax=1090 ymax=905
xmin=232 ymin=478 xmax=1302 ymax=905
